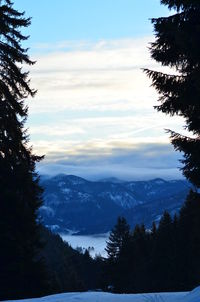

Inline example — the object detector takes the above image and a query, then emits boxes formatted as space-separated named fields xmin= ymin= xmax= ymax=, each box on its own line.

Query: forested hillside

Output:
xmin=104 ymin=192 xmax=200 ymax=292
xmin=40 ymin=175 xmax=190 ymax=234
xmin=39 ymin=227 xmax=103 ymax=293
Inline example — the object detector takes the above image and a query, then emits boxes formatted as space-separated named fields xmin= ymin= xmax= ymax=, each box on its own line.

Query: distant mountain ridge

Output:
xmin=40 ymin=174 xmax=191 ymax=234
xmin=99 ymin=177 xmax=125 ymax=183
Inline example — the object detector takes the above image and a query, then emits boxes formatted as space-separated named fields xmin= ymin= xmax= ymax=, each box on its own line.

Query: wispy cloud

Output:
xmin=27 ymin=37 xmax=185 ymax=179
xmin=28 ymin=37 xmax=158 ymax=113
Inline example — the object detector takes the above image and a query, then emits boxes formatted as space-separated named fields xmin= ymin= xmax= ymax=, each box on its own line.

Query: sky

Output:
xmin=13 ymin=0 xmax=185 ymax=180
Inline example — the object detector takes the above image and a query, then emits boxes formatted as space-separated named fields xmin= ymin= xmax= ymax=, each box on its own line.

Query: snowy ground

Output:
xmin=4 ymin=287 xmax=200 ymax=302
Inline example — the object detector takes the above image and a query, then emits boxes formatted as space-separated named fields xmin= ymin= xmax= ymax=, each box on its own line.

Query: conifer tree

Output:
xmin=177 ymin=190 xmax=200 ymax=289
xmin=127 ymin=224 xmax=151 ymax=292
xmin=105 ymin=217 xmax=130 ymax=261
xmin=145 ymin=0 xmax=200 ymax=187
xmin=0 ymin=0 xmax=47 ymax=299
xmin=144 ymin=0 xmax=200 ymax=291
xmin=105 ymin=217 xmax=130 ymax=291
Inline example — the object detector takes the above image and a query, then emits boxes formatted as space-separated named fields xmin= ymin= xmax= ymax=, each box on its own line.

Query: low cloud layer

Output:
xmin=37 ymin=142 xmax=183 ymax=181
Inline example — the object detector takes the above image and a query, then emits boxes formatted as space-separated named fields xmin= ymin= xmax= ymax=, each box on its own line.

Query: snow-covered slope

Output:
xmin=4 ymin=287 xmax=200 ymax=302
xmin=182 ymin=286 xmax=200 ymax=302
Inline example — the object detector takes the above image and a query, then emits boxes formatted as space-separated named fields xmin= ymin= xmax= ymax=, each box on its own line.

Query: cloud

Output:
xmin=37 ymin=142 xmax=183 ymax=181
xmin=29 ymin=125 xmax=85 ymax=137
xmin=26 ymin=37 xmax=186 ymax=179
xmin=28 ymin=37 xmax=158 ymax=113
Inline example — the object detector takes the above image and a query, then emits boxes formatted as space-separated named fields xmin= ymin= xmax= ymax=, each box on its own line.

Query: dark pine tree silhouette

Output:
xmin=176 ymin=190 xmax=200 ymax=290
xmin=105 ymin=216 xmax=130 ymax=261
xmin=125 ymin=224 xmax=151 ymax=293
xmin=105 ymin=217 xmax=130 ymax=290
xmin=152 ymin=211 xmax=177 ymax=291
xmin=0 ymin=1 xmax=47 ymax=300
xmin=145 ymin=0 xmax=200 ymax=188
xmin=144 ymin=1 xmax=200 ymax=292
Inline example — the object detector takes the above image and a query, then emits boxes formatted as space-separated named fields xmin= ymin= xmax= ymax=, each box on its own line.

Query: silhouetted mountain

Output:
xmin=40 ymin=175 xmax=191 ymax=234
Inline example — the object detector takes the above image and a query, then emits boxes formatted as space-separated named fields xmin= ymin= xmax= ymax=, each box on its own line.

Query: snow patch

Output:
xmin=62 ymin=188 xmax=71 ymax=194
xmin=40 ymin=206 xmax=54 ymax=216
xmin=58 ymin=181 xmax=65 ymax=187
xmin=153 ymin=179 xmax=165 ymax=185
xmin=46 ymin=224 xmax=60 ymax=232
xmin=4 ymin=288 xmax=194 ymax=302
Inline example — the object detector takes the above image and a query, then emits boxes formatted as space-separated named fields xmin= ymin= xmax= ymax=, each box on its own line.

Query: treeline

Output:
xmin=104 ymin=190 xmax=200 ymax=293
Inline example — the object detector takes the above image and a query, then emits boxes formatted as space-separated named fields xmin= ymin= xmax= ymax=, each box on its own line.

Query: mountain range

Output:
xmin=40 ymin=174 xmax=191 ymax=235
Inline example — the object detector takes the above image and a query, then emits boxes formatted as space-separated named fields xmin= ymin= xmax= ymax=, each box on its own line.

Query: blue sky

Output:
xmin=14 ymin=0 xmax=169 ymax=43
xmin=13 ymin=0 xmax=184 ymax=180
